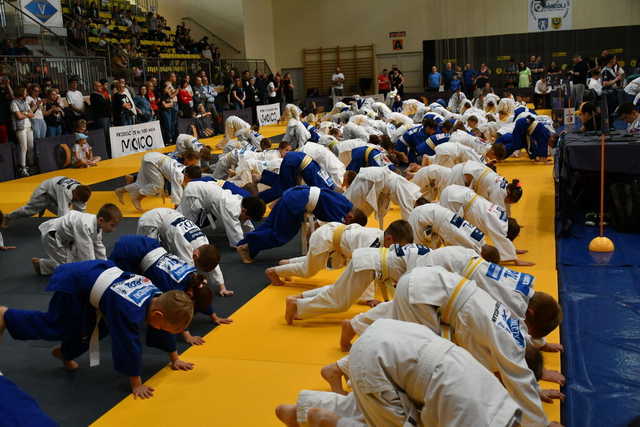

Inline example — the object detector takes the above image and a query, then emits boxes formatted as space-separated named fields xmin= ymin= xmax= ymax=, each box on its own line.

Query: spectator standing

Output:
xmin=570 ymin=54 xmax=589 ymax=107
xmin=534 ymin=73 xmax=552 ymax=108
xmin=112 ymin=80 xmax=134 ymax=126
xmin=518 ymin=62 xmax=532 ymax=88
xmin=201 ymin=76 xmax=218 ymax=113
xmin=159 ymin=83 xmax=177 ymax=145
xmin=43 ymin=88 xmax=64 ymax=137
xmin=282 ymin=72 xmax=294 ymax=103
xmin=601 ymin=54 xmax=623 ymax=125
xmin=427 ymin=66 xmax=442 ymax=91
xmin=474 ymin=64 xmax=491 ymax=96
xmin=134 ymin=85 xmax=152 ymax=123
xmin=89 ymin=81 xmax=111 ymax=130
xmin=390 ymin=67 xmax=405 ymax=97
xmin=254 ymin=72 xmax=268 ymax=105
xmin=178 ymin=79 xmax=194 ymax=118
xmin=377 ymin=69 xmax=391 ymax=97
xmin=65 ymin=77 xmax=85 ymax=129
xmin=26 ymin=85 xmax=46 ymax=139
xmin=442 ymin=62 xmax=454 ymax=91
xmin=11 ymin=87 xmax=35 ymax=177
xmin=587 ymin=70 xmax=603 ymax=98
xmin=246 ymin=77 xmax=258 ymax=108
xmin=231 ymin=78 xmax=246 ymax=110
xmin=192 ymin=76 xmax=206 ymax=112
xmin=0 ymin=76 xmax=13 ymax=144
xmin=267 ymin=74 xmax=281 ymax=104
xmin=145 ymin=82 xmax=159 ymax=117
xmin=623 ymin=76 xmax=640 ymax=104
xmin=462 ymin=63 xmax=477 ymax=98
xmin=331 ymin=66 xmax=345 ymax=97
xmin=505 ymin=58 xmax=518 ymax=88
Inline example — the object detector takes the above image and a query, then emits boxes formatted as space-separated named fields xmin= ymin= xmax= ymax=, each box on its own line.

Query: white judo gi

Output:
xmin=235 ymin=127 xmax=264 ymax=150
xmin=7 ymin=176 xmax=86 ymax=221
xmin=223 ymin=115 xmax=250 ymax=143
xmin=137 ymin=207 xmax=225 ymax=287
xmin=211 ymin=146 xmax=258 ymax=180
xmin=408 ymin=203 xmax=486 ymax=251
xmin=332 ymin=139 xmax=369 ymax=163
xmin=231 ymin=150 xmax=283 ymax=187
xmin=177 ymin=180 xmax=254 ymax=247
xmin=462 ymin=161 xmax=510 ymax=208
xmin=125 ymin=152 xmax=186 ymax=205
xmin=409 ymin=164 xmax=452 ymax=201
xmin=175 ymin=134 xmax=202 ymax=155
xmin=295 ymin=243 xmax=431 ymax=319
xmin=301 ymin=142 xmax=346 ymax=187
xmin=296 ymin=319 xmax=522 ymax=427
xmin=344 ymin=167 xmax=421 ymax=227
xmin=428 ymin=142 xmax=483 ymax=167
xmin=448 ymin=129 xmax=492 ymax=156
xmin=439 ymin=185 xmax=516 ymax=261
xmin=283 ymin=118 xmax=311 ymax=150
xmin=371 ymin=101 xmax=392 ymax=120
xmin=37 ymin=211 xmax=105 ymax=275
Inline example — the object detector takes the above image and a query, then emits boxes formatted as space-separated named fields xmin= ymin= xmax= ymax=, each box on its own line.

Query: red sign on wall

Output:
xmin=392 ymin=39 xmax=404 ymax=50
xmin=389 ymin=31 xmax=406 ymax=38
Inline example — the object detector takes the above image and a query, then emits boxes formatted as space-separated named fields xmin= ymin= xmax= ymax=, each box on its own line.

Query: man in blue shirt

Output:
xmin=442 ymin=62 xmax=454 ymax=91
xmin=428 ymin=66 xmax=442 ymax=91
xmin=463 ymin=63 xmax=477 ymax=98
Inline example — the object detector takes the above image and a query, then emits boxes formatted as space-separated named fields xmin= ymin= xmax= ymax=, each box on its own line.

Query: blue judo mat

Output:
xmin=558 ymin=224 xmax=640 ymax=426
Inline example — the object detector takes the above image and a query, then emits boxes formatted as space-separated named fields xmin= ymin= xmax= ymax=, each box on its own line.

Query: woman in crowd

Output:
xmin=282 ymin=72 xmax=294 ymax=103
xmin=134 ymin=85 xmax=153 ymax=123
xmin=26 ymin=84 xmax=46 ymax=139
xmin=518 ymin=61 xmax=532 ymax=89
xmin=43 ymin=88 xmax=64 ymax=137
xmin=145 ymin=81 xmax=159 ymax=117
xmin=178 ymin=79 xmax=194 ymax=118
xmin=89 ymin=80 xmax=111 ymax=130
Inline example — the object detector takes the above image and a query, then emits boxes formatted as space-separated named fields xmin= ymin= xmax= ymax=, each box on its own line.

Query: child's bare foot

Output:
xmin=51 ymin=347 xmax=79 ymax=371
xmin=131 ymin=196 xmax=144 ymax=212
xmin=321 ymin=363 xmax=347 ymax=395
xmin=278 ymin=259 xmax=290 ymax=266
xmin=31 ymin=258 xmax=41 ymax=275
xmin=114 ymin=188 xmax=126 ymax=204
xmin=0 ymin=306 xmax=7 ymax=338
xmin=124 ymin=174 xmax=134 ymax=185
xmin=516 ymin=249 xmax=528 ymax=254
xmin=275 ymin=404 xmax=300 ymax=427
xmin=340 ymin=320 xmax=356 ymax=352
xmin=266 ymin=267 xmax=284 ymax=286
xmin=357 ymin=299 xmax=381 ymax=308
xmin=307 ymin=408 xmax=340 ymax=427
xmin=285 ymin=296 xmax=299 ymax=325
xmin=236 ymin=244 xmax=254 ymax=264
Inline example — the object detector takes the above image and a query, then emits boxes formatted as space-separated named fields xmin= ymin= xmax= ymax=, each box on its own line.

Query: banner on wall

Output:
xmin=528 ymin=0 xmax=572 ymax=32
xmin=109 ymin=121 xmax=164 ymax=158
xmin=19 ymin=0 xmax=66 ymax=35
xmin=256 ymin=103 xmax=281 ymax=126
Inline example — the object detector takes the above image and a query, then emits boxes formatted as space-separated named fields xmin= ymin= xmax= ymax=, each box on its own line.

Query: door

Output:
xmin=281 ymin=67 xmax=305 ymax=102
xmin=376 ymin=52 xmax=423 ymax=93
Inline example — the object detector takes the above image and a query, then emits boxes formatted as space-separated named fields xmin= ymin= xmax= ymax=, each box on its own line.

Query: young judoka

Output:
xmin=182 ymin=165 xmax=252 ymax=198
xmin=33 ymin=203 xmax=122 ymax=276
xmin=221 ymin=115 xmax=250 ymax=146
xmin=343 ymin=266 xmax=560 ymax=426
xmin=494 ymin=115 xmax=558 ymax=163
xmin=236 ymin=124 xmax=267 ymax=150
xmin=137 ymin=207 xmax=232 ymax=296
xmin=276 ymin=319 xmax=524 ymax=427
xmin=448 ymin=160 xmax=524 ymax=209
xmin=300 ymin=141 xmax=346 ymax=188
xmin=266 ymin=219 xmax=413 ymax=289
xmin=395 ymin=118 xmax=438 ymax=164
xmin=408 ymin=201 xmax=489 ymax=252
xmin=344 ymin=166 xmax=422 ymax=227
xmin=114 ymin=151 xmax=199 ymax=211
xmin=236 ymin=185 xmax=366 ymax=263
xmin=5 ymin=176 xmax=91 ymax=224
xmin=407 ymin=164 xmax=452 ymax=201
xmin=344 ymin=136 xmax=399 ymax=173
xmin=425 ymin=141 xmax=484 ymax=167
xmin=285 ymin=243 xmax=431 ymax=324
xmin=177 ymin=180 xmax=265 ymax=248
xmin=174 ymin=134 xmax=212 ymax=161
xmin=0 ymin=374 xmax=57 ymax=426
xmin=0 ymin=260 xmax=194 ymax=399
xmin=211 ymin=145 xmax=259 ymax=181
xmin=109 ymin=235 xmax=231 ymax=340
xmin=439 ymin=184 xmax=532 ymax=265
xmin=283 ymin=106 xmax=311 ymax=150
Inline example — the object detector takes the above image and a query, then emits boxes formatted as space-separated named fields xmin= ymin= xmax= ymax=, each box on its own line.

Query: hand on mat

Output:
xmin=0 ymin=246 xmax=16 ymax=251
xmin=132 ymin=384 xmax=155 ymax=399
xmin=539 ymin=389 xmax=565 ymax=403
xmin=219 ymin=288 xmax=234 ymax=297
xmin=540 ymin=342 xmax=564 ymax=352
xmin=171 ymin=359 xmax=195 ymax=371
xmin=516 ymin=249 xmax=528 ymax=254
xmin=513 ymin=259 xmax=535 ymax=266
xmin=186 ymin=335 xmax=205 ymax=346
xmin=542 ymin=369 xmax=566 ymax=386
xmin=211 ymin=313 xmax=233 ymax=325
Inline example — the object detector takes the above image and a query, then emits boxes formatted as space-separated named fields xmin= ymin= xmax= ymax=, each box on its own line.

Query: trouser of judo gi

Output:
xmin=3 ymin=292 xmax=107 ymax=362
xmin=296 ymin=390 xmax=365 ymax=425
xmin=529 ymin=124 xmax=551 ymax=159
xmin=239 ymin=201 xmax=302 ymax=259
xmin=258 ymin=170 xmax=283 ymax=204
xmin=39 ymin=231 xmax=70 ymax=276
xmin=7 ymin=194 xmax=56 ymax=221
xmin=295 ymin=265 xmax=375 ymax=318
xmin=0 ymin=376 xmax=57 ymax=427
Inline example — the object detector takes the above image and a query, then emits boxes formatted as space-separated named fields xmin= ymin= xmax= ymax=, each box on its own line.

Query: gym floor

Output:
xmin=0 ymin=125 xmax=562 ymax=426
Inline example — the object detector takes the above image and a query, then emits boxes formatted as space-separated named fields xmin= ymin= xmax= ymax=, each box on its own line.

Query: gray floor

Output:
xmin=0 ymin=215 xmax=300 ymax=426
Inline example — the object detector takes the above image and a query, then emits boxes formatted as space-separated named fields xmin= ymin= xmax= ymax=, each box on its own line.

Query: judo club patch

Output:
xmin=111 ymin=275 xmax=158 ymax=307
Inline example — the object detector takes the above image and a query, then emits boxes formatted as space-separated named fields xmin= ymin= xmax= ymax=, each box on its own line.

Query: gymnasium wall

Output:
xmin=242 ymin=0 xmax=278 ymax=72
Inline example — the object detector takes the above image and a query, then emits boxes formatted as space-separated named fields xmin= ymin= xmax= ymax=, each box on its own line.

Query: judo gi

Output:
xmin=223 ymin=115 xmax=250 ymax=143
xmin=497 ymin=116 xmax=552 ymax=159
xmin=236 ymin=127 xmax=265 ymax=150
xmin=175 ymin=134 xmax=203 ymax=155
xmin=396 ymin=125 xmax=428 ymax=164
xmin=302 ymin=121 xmax=321 ymax=143
xmin=283 ymin=118 xmax=311 ymax=150
xmin=239 ymin=186 xmax=353 ymax=259
xmin=0 ymin=375 xmax=57 ymax=427
xmin=294 ymin=243 xmax=431 ymax=319
xmin=125 ymin=152 xmax=186 ymax=205
xmin=344 ymin=167 xmax=421 ymax=227
xmin=300 ymin=142 xmax=346 ymax=187
xmin=109 ymin=235 xmax=214 ymax=316
xmin=428 ymin=142 xmax=483 ymax=167
xmin=408 ymin=203 xmax=486 ymax=251
xmin=449 ymin=129 xmax=492 ymax=156
xmin=3 ymin=260 xmax=175 ymax=377
xmin=177 ymin=181 xmax=254 ymax=247
xmin=37 ymin=210 xmax=106 ymax=275
xmin=462 ymin=161 xmax=510 ymax=208
xmin=192 ymin=176 xmax=251 ymax=198
xmin=410 ymin=164 xmax=452 ymax=201
xmin=439 ymin=185 xmax=516 ymax=261
xmin=345 ymin=145 xmax=394 ymax=173
xmin=295 ymin=319 xmax=521 ymax=427
xmin=137 ymin=207 xmax=225 ymax=288
xmin=7 ymin=176 xmax=86 ymax=221
xmin=332 ymin=139 xmax=370 ymax=163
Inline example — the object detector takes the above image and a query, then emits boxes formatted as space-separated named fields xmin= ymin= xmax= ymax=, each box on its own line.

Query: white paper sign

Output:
xmin=528 ymin=0 xmax=572 ymax=32
xmin=109 ymin=120 xmax=164 ymax=158
xmin=256 ymin=103 xmax=281 ymax=126
xmin=564 ymin=108 xmax=575 ymax=126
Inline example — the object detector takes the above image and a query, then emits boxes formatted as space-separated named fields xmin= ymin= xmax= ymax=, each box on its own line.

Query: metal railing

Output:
xmin=112 ymin=55 xmax=213 ymax=86
xmin=223 ymin=58 xmax=273 ymax=77
xmin=0 ymin=55 xmax=107 ymax=91
xmin=181 ymin=17 xmax=241 ymax=55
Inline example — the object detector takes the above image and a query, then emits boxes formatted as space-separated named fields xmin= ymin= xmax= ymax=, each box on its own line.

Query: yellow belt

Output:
xmin=331 ymin=224 xmax=347 ymax=256
xmin=364 ymin=146 xmax=376 ymax=164
xmin=472 ymin=167 xmax=492 ymax=192
xmin=425 ymin=138 xmax=436 ymax=151
xmin=377 ymin=247 xmax=392 ymax=302
xmin=214 ymin=179 xmax=225 ymax=187
xmin=328 ymin=140 xmax=337 ymax=150
xmin=461 ymin=257 xmax=483 ymax=280
xmin=440 ymin=276 xmax=470 ymax=325
xmin=463 ymin=193 xmax=479 ymax=213
xmin=299 ymin=154 xmax=313 ymax=171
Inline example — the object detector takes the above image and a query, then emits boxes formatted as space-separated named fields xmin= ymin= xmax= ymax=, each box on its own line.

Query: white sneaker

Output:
xmin=18 ymin=167 xmax=29 ymax=177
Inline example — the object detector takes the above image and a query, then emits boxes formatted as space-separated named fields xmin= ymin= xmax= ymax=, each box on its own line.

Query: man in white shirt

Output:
xmin=65 ymin=78 xmax=85 ymax=116
xmin=332 ymin=67 xmax=345 ymax=97
xmin=624 ymin=76 xmax=640 ymax=104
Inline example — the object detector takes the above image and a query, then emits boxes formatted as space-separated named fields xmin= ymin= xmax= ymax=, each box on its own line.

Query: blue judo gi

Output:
xmin=258 ymin=151 xmax=335 ymax=203
xmin=109 ymin=235 xmax=214 ymax=316
xmin=302 ymin=122 xmax=321 ymax=142
xmin=497 ymin=116 xmax=551 ymax=159
xmin=346 ymin=146 xmax=395 ymax=173
xmin=415 ymin=132 xmax=450 ymax=158
xmin=397 ymin=125 xmax=429 ymax=164
xmin=3 ymin=260 xmax=175 ymax=378
xmin=192 ymin=176 xmax=251 ymax=197
xmin=239 ymin=186 xmax=353 ymax=258
xmin=0 ymin=376 xmax=57 ymax=427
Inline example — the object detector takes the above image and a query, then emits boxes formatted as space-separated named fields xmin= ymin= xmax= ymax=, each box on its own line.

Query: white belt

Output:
xmin=305 ymin=186 xmax=321 ymax=213
xmin=140 ymin=247 xmax=168 ymax=272
xmin=88 ymin=266 xmax=124 ymax=367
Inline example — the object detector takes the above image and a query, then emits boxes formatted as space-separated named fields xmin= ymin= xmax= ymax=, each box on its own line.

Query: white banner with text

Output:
xmin=528 ymin=0 xmax=572 ymax=32
xmin=109 ymin=120 xmax=164 ymax=158
xmin=256 ymin=103 xmax=281 ymax=126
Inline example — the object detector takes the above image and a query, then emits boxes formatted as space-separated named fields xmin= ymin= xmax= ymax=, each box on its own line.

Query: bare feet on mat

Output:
xmin=307 ymin=408 xmax=340 ymax=427
xmin=124 ymin=174 xmax=134 ymax=185
xmin=340 ymin=320 xmax=355 ymax=353
xmin=31 ymin=258 xmax=41 ymax=275
xmin=285 ymin=296 xmax=299 ymax=325
xmin=516 ymin=248 xmax=528 ymax=254
xmin=320 ymin=363 xmax=347 ymax=395
xmin=275 ymin=404 xmax=300 ymax=427
xmin=114 ymin=188 xmax=125 ymax=204
xmin=265 ymin=267 xmax=284 ymax=286
xmin=51 ymin=347 xmax=79 ymax=371
xmin=236 ymin=244 xmax=254 ymax=264
xmin=131 ymin=195 xmax=144 ymax=212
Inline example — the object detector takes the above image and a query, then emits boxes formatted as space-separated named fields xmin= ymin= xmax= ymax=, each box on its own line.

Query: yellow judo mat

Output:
xmin=0 ymin=126 xmax=562 ymax=426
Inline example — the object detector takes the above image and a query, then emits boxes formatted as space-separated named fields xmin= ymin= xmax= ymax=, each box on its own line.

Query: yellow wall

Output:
xmin=242 ymin=0 xmax=278 ymax=71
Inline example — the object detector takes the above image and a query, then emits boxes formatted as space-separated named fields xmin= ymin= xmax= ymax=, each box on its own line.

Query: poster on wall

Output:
xmin=109 ymin=121 xmax=164 ymax=158
xmin=528 ymin=0 xmax=572 ymax=32
xmin=19 ymin=0 xmax=66 ymax=35
xmin=256 ymin=103 xmax=281 ymax=126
